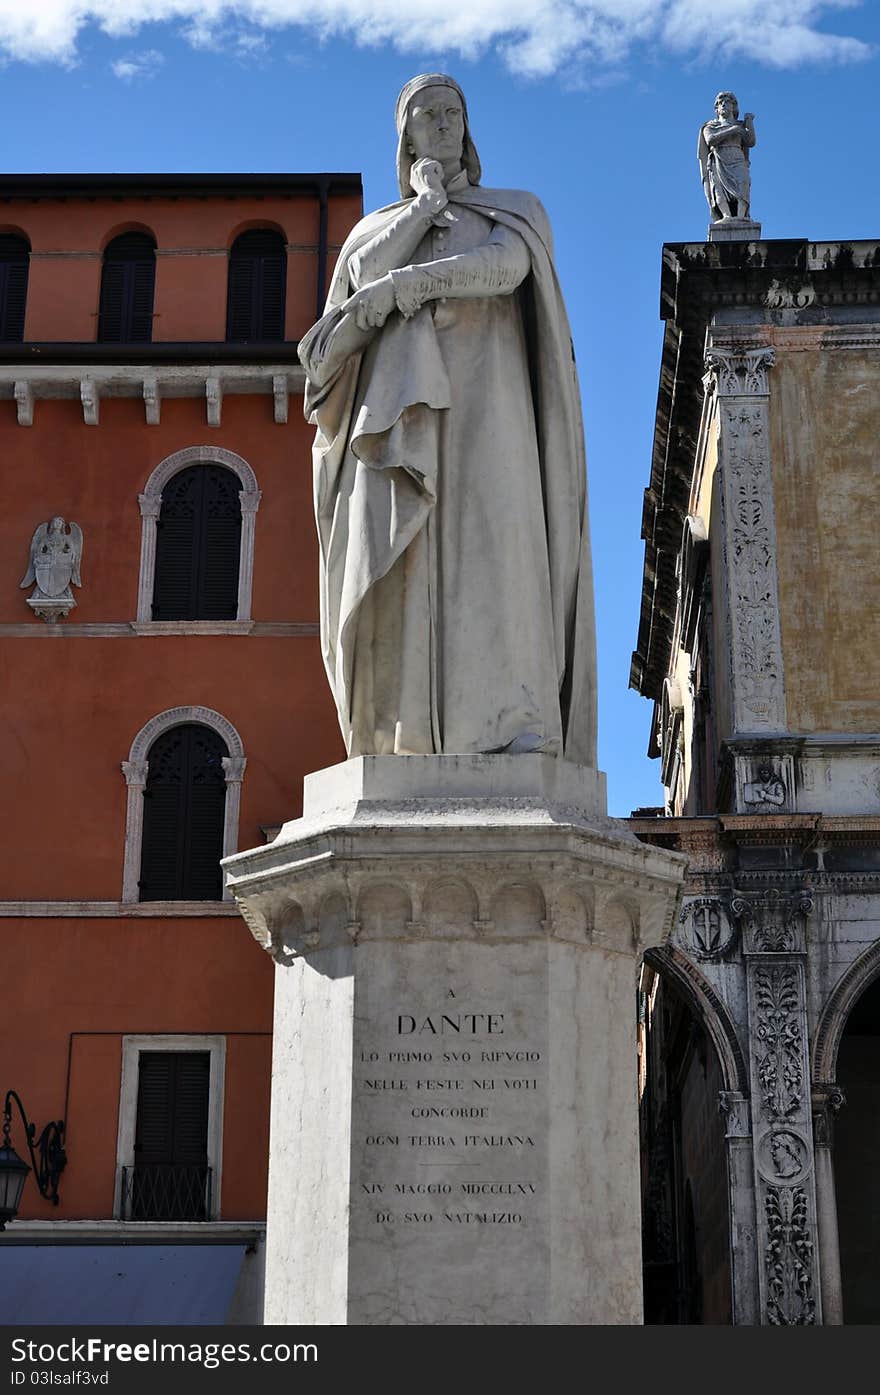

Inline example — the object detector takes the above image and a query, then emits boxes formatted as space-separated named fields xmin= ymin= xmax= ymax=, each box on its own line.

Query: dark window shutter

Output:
xmin=0 ymin=235 xmax=30 ymax=342
xmin=135 ymin=1052 xmax=210 ymax=1165
xmin=139 ymin=724 xmax=227 ymax=901
xmin=152 ymin=464 xmax=241 ymax=621
xmin=98 ymin=232 xmax=155 ymax=342
xmin=131 ymin=1052 xmax=210 ymax=1221
xmin=226 ymin=229 xmax=286 ymax=342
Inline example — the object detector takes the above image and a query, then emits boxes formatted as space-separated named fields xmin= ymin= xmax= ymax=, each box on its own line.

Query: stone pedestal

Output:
xmin=224 ymin=756 xmax=687 ymax=1325
xmin=708 ymin=217 xmax=761 ymax=243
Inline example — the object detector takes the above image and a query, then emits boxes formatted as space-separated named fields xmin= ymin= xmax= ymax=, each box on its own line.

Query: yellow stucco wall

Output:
xmin=771 ymin=348 xmax=880 ymax=731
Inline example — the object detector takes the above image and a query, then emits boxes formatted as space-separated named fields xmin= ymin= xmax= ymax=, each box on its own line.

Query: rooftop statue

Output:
xmin=298 ymin=74 xmax=596 ymax=763
xmin=699 ymin=91 xmax=756 ymax=223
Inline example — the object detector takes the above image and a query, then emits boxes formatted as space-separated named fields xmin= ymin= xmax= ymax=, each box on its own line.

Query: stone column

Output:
xmin=718 ymin=1090 xmax=760 ymax=1325
xmin=705 ymin=345 xmax=791 ymax=815
xmin=737 ymin=890 xmax=823 ymax=1324
xmin=812 ymin=1085 xmax=846 ymax=1325
xmin=225 ymin=755 xmax=687 ymax=1326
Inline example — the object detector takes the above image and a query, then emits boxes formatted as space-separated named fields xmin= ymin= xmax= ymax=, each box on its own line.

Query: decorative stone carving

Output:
xmin=733 ymin=888 xmax=813 ymax=955
xmin=743 ymin=763 xmax=786 ymax=809
xmin=705 ymin=344 xmax=786 ymax=733
xmin=679 ymin=896 xmax=738 ymax=958
xmin=20 ymin=516 xmax=83 ymax=623
xmin=756 ymin=1127 xmax=811 ymax=1185
xmin=80 ymin=378 xmax=99 ymax=426
xmin=718 ymin=1090 xmax=750 ymax=1139
xmin=272 ymin=374 xmax=289 ymax=424
xmin=753 ymin=965 xmax=803 ymax=1120
xmin=14 ymin=380 xmax=33 ymax=426
xmin=764 ymin=280 xmax=816 ymax=311
xmin=764 ymin=1186 xmax=816 ymax=1325
xmin=143 ymin=375 xmax=160 ymax=425
xmin=206 ymin=376 xmax=222 ymax=427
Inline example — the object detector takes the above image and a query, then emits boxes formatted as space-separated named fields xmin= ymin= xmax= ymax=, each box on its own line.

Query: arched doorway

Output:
xmin=640 ymin=960 xmax=733 ymax=1323
xmin=835 ymin=976 xmax=880 ymax=1322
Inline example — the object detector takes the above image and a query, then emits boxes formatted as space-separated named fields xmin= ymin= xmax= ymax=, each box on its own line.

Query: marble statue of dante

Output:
xmin=698 ymin=92 xmax=755 ymax=221
xmin=298 ymin=73 xmax=596 ymax=763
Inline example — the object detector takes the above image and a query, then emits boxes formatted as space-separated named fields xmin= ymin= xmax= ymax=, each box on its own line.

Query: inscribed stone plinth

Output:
xmin=224 ymin=756 xmax=686 ymax=1324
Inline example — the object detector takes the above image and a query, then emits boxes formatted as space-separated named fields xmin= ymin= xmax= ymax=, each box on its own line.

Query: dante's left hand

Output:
xmin=350 ymin=276 xmax=397 ymax=330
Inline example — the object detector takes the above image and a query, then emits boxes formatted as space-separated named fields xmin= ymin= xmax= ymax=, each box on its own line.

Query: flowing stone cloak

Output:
xmin=699 ymin=120 xmax=751 ymax=216
xmin=299 ymin=184 xmax=597 ymax=765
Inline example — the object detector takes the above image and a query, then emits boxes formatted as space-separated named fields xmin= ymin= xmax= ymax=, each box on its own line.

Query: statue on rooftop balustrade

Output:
xmin=298 ymin=73 xmax=596 ymax=764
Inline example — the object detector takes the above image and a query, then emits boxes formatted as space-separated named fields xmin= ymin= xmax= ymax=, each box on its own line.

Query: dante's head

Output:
xmin=714 ymin=91 xmax=739 ymax=120
xmin=395 ymin=73 xmax=481 ymax=197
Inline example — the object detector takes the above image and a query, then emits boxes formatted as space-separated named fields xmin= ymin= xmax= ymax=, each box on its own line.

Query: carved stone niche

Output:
xmin=678 ymin=895 xmax=738 ymax=959
xmin=735 ymin=752 xmax=795 ymax=815
xmin=732 ymin=887 xmax=813 ymax=955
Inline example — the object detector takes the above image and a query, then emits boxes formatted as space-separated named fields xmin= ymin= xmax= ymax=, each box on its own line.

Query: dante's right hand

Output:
xmin=410 ymin=158 xmax=445 ymax=195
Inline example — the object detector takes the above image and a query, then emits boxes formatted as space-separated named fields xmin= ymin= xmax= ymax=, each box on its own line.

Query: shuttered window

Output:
xmin=138 ymin=724 xmax=227 ymax=902
xmin=98 ymin=232 xmax=156 ymax=342
xmin=0 ymin=235 xmax=29 ymax=342
xmin=152 ymin=464 xmax=241 ymax=620
xmin=226 ymin=229 xmax=286 ymax=342
xmin=130 ymin=1052 xmax=210 ymax=1221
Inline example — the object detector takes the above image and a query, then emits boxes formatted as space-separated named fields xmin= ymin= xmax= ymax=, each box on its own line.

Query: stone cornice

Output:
xmin=0 ymin=363 xmax=304 ymax=427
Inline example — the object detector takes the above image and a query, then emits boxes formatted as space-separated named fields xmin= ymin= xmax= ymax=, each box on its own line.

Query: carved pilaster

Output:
xmin=741 ymin=887 xmax=822 ymax=1323
xmin=705 ymin=345 xmax=786 ymax=742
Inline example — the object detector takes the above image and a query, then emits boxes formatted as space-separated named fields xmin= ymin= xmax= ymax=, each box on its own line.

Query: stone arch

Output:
xmin=812 ymin=939 xmax=880 ymax=1087
xmin=136 ymin=445 xmax=262 ymax=623
xmin=423 ymin=878 xmax=478 ymax=935
xmin=644 ymin=942 xmax=749 ymax=1095
xmin=490 ymin=881 xmax=545 ymax=937
xmin=358 ymin=882 xmax=412 ymax=939
xmin=121 ymin=705 xmax=246 ymax=904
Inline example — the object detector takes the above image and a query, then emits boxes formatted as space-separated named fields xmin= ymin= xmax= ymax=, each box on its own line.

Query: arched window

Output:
xmin=0 ymin=234 xmax=29 ymax=342
xmin=137 ymin=447 xmax=261 ymax=627
xmin=138 ymin=723 xmax=228 ymax=902
xmin=98 ymin=232 xmax=156 ymax=342
xmin=121 ymin=706 xmax=246 ymax=904
xmin=226 ymin=229 xmax=286 ymax=342
xmin=152 ymin=464 xmax=242 ymax=621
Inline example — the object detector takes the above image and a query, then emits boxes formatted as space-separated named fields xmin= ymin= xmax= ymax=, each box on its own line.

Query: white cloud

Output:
xmin=111 ymin=47 xmax=165 ymax=81
xmin=0 ymin=1 xmax=871 ymax=72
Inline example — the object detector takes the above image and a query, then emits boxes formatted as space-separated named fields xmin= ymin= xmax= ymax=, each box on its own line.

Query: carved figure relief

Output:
xmin=753 ymin=965 xmax=803 ymax=1120
xmin=757 ymin=1128 xmax=811 ymax=1185
xmin=764 ymin=1186 xmax=816 ymax=1325
xmin=743 ymin=763 xmax=786 ymax=810
xmin=20 ymin=516 xmax=83 ymax=623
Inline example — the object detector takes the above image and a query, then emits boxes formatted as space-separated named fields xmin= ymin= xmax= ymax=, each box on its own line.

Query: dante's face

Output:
xmin=406 ymin=86 xmax=465 ymax=165
xmin=716 ymin=94 xmax=736 ymax=121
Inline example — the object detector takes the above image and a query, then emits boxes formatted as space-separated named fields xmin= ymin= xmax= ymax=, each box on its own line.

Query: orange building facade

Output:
xmin=0 ymin=173 xmax=361 ymax=1322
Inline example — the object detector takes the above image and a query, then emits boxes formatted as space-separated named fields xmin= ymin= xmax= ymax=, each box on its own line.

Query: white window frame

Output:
xmin=115 ymin=1034 xmax=226 ymax=1222
xmin=121 ymin=706 xmax=246 ymax=905
xmin=136 ymin=446 xmax=261 ymax=625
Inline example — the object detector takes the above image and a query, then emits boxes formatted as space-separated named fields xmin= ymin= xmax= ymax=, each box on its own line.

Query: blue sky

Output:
xmin=4 ymin=2 xmax=879 ymax=814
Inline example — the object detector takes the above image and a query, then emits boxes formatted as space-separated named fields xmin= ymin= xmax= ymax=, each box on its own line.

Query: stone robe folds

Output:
xmin=299 ymin=173 xmax=597 ymax=764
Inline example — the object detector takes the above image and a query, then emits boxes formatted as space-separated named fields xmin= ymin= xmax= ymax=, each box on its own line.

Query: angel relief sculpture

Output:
xmin=20 ymin=516 xmax=83 ymax=622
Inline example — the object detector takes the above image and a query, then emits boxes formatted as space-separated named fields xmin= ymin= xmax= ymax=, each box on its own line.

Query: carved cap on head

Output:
xmin=394 ymin=71 xmax=482 ymax=197
xmin=714 ymin=90 xmax=739 ymax=117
